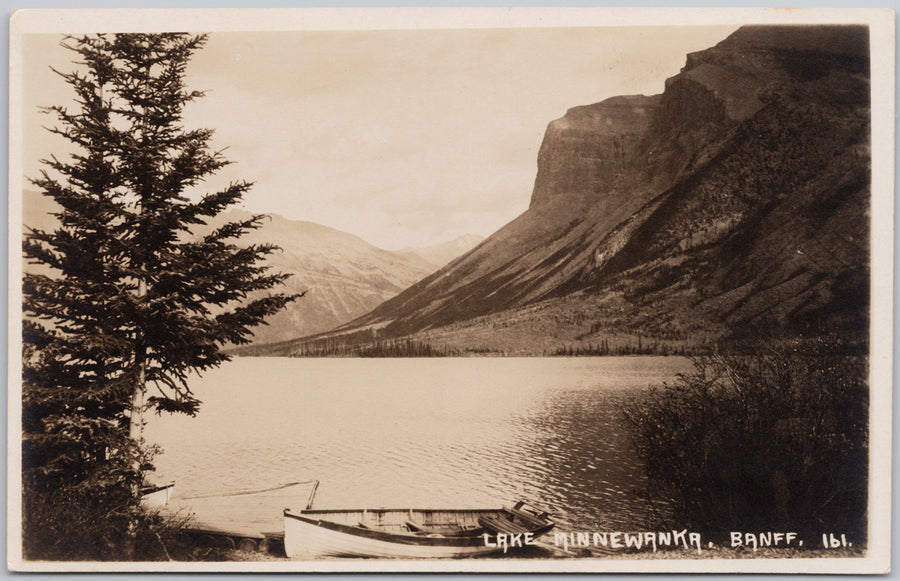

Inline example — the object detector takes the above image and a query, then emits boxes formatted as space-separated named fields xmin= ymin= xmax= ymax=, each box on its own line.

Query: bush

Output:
xmin=23 ymin=484 xmax=135 ymax=561
xmin=22 ymin=484 xmax=194 ymax=562
xmin=623 ymin=338 xmax=868 ymax=541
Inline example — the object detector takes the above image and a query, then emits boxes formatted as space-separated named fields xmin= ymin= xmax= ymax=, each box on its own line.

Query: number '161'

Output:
xmin=822 ymin=533 xmax=851 ymax=548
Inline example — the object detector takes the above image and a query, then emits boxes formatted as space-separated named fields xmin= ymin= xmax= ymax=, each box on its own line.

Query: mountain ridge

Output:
xmin=246 ymin=24 xmax=870 ymax=357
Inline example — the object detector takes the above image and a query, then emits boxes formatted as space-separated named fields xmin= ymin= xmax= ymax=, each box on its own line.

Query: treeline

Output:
xmin=293 ymin=338 xmax=463 ymax=357
xmin=258 ymin=332 xmax=715 ymax=358
xmin=550 ymin=337 xmax=705 ymax=357
xmin=293 ymin=337 xmax=705 ymax=358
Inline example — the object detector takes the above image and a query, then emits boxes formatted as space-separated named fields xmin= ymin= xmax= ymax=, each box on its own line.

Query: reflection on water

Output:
xmin=143 ymin=356 xmax=691 ymax=531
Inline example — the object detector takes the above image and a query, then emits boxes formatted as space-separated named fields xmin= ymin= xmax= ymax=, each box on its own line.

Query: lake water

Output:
xmin=143 ymin=356 xmax=692 ymax=532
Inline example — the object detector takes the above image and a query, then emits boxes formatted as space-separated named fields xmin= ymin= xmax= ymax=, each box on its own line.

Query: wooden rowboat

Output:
xmin=283 ymin=502 xmax=554 ymax=559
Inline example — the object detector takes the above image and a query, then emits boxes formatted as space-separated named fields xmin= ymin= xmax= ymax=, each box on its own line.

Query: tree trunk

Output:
xmin=129 ymin=361 xmax=145 ymax=443
xmin=129 ymin=277 xmax=147 ymax=443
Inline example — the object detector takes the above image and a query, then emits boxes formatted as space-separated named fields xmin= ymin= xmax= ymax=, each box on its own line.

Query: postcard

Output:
xmin=8 ymin=7 xmax=894 ymax=574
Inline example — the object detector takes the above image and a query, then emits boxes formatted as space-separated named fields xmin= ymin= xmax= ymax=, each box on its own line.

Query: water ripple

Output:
xmin=144 ymin=357 xmax=691 ymax=529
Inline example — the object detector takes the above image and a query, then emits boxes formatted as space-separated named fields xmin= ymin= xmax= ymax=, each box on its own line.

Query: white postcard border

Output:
xmin=7 ymin=7 xmax=894 ymax=574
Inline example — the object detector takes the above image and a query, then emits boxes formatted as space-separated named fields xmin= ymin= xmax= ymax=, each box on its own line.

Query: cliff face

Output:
xmin=264 ymin=25 xmax=871 ymax=354
xmin=578 ymin=25 xmax=871 ymax=341
xmin=529 ymin=95 xmax=659 ymax=209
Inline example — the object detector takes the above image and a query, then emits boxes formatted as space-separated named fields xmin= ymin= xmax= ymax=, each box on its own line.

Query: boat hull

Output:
xmin=283 ymin=505 xmax=554 ymax=559
xmin=140 ymin=482 xmax=175 ymax=509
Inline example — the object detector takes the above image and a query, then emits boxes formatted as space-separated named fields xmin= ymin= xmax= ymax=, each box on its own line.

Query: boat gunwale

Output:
xmin=297 ymin=507 xmax=505 ymax=516
xmin=140 ymin=481 xmax=175 ymax=495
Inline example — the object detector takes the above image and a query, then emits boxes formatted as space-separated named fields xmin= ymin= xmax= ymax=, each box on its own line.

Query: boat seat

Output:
xmin=405 ymin=520 xmax=426 ymax=532
xmin=478 ymin=515 xmax=531 ymax=535
xmin=358 ymin=509 xmax=374 ymax=529
xmin=504 ymin=506 xmax=546 ymax=527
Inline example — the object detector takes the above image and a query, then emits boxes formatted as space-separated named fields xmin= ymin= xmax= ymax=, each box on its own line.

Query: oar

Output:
xmin=306 ymin=480 xmax=320 ymax=509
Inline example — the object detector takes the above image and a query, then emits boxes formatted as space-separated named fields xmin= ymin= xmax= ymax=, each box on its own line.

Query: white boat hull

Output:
xmin=284 ymin=505 xmax=554 ymax=559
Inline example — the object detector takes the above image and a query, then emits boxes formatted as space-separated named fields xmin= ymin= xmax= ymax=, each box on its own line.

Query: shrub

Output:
xmin=623 ymin=338 xmax=868 ymax=541
xmin=21 ymin=485 xmax=192 ymax=561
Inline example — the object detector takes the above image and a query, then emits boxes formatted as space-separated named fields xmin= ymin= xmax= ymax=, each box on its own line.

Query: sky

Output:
xmin=21 ymin=26 xmax=739 ymax=250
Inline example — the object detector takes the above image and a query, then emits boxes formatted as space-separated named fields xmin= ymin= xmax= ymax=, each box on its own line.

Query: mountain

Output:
xmin=396 ymin=234 xmax=485 ymax=269
xmin=192 ymin=210 xmax=439 ymax=344
xmin=253 ymin=25 xmax=870 ymax=357
xmin=21 ymin=191 xmax=454 ymax=344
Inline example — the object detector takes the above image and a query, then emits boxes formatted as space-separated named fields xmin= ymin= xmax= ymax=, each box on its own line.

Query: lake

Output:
xmin=142 ymin=356 xmax=692 ymax=532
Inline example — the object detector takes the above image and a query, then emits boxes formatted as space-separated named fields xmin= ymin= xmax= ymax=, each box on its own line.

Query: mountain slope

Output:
xmin=331 ymin=94 xmax=663 ymax=337
xmin=198 ymin=210 xmax=438 ymax=343
xmin=243 ymin=25 xmax=873 ymax=356
xmin=571 ymin=25 xmax=871 ymax=342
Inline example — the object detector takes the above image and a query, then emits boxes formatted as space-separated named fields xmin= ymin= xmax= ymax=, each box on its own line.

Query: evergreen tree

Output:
xmin=22 ymin=33 xmax=300 ymax=559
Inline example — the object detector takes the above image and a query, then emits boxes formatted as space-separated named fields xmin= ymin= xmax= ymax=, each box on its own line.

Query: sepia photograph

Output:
xmin=7 ymin=7 xmax=894 ymax=574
